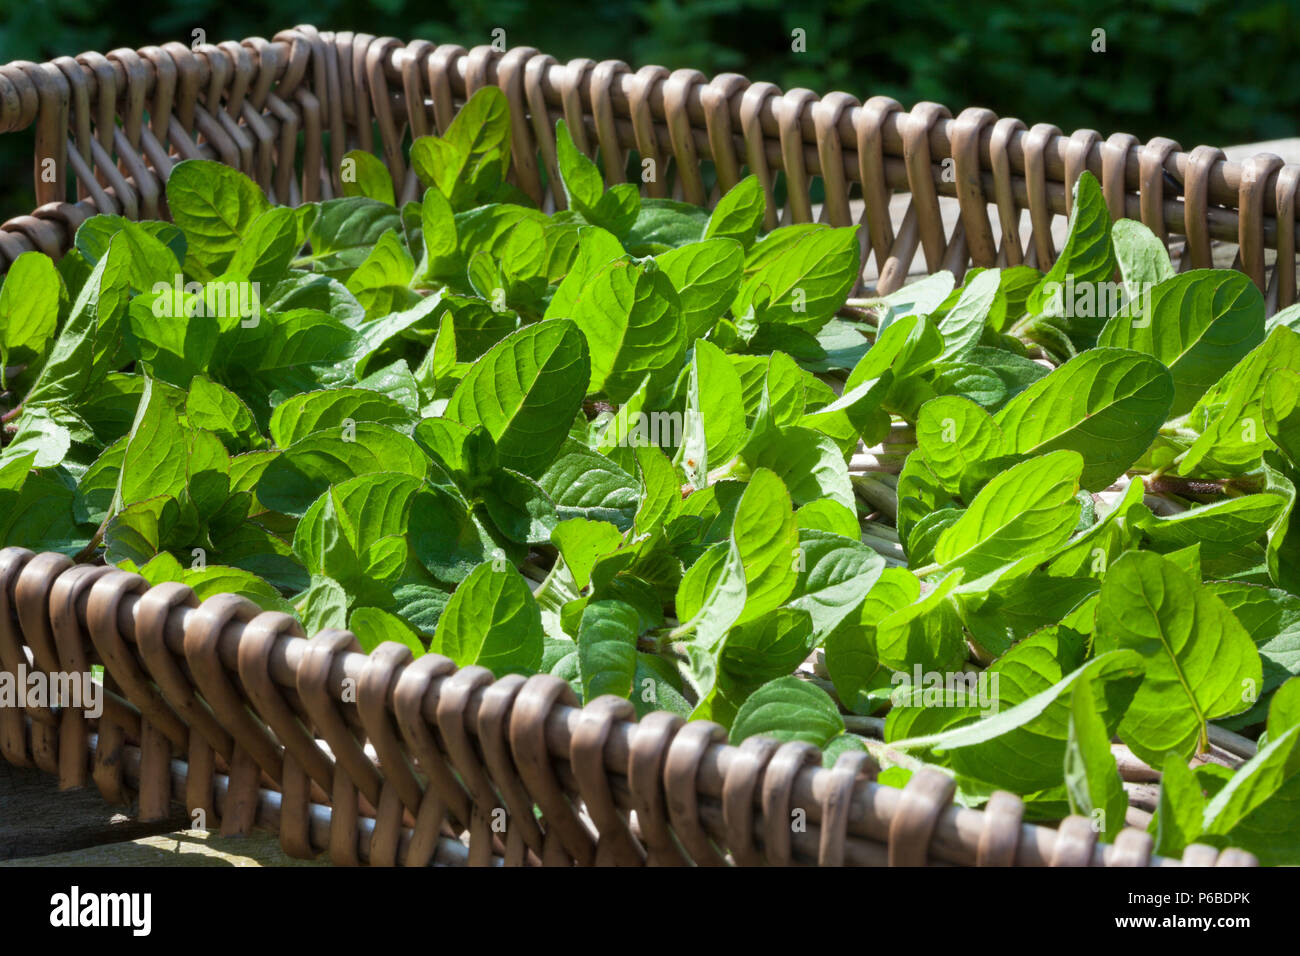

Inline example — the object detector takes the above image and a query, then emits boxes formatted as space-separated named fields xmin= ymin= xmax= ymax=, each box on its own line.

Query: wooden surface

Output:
xmin=3 ymin=830 xmax=330 ymax=867
xmin=0 ymin=760 xmax=184 ymax=860
xmin=0 ymin=760 xmax=327 ymax=867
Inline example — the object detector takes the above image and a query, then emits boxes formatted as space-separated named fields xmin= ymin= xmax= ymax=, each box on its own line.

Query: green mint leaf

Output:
xmin=656 ymin=238 xmax=744 ymax=340
xmin=732 ymin=225 xmax=861 ymax=334
xmin=565 ymin=258 xmax=685 ymax=404
xmin=304 ymin=197 xmax=402 ymax=278
xmin=408 ymin=484 xmax=494 ymax=586
xmin=75 ymin=215 xmax=186 ymax=267
xmin=741 ymin=423 xmax=854 ymax=512
xmin=1027 ymin=171 xmax=1116 ymax=347
xmin=787 ymin=529 xmax=886 ymax=642
xmin=299 ymin=575 xmax=350 ymax=633
xmin=537 ymin=441 xmax=640 ymax=530
xmin=703 ymin=175 xmax=765 ymax=248
xmin=344 ymin=230 xmax=420 ymax=319
xmin=915 ymin=395 xmax=1008 ymax=499
xmin=429 ymin=559 xmax=544 ymax=676
xmin=271 ymin=387 xmax=411 ymax=448
xmin=1139 ymin=494 xmax=1287 ymax=558
xmin=933 ymin=450 xmax=1084 ymax=577
xmin=116 ymin=376 xmax=188 ymax=510
xmin=874 ymin=569 xmax=967 ymax=673
xmin=226 ymin=206 xmax=301 ymax=285
xmin=729 ymin=676 xmax=844 ymax=747
xmin=1111 ymin=219 xmax=1175 ymax=296
xmin=1200 ymin=679 xmax=1300 ymax=864
xmin=888 ymin=646 xmax=1144 ymax=794
xmin=554 ymin=119 xmax=639 ymax=237
xmin=340 ymin=150 xmax=397 ymax=206
xmin=1100 ymin=270 xmax=1264 ymax=417
xmin=551 ymin=517 xmax=624 ymax=591
xmin=1152 ymin=754 xmax=1209 ymax=858
xmin=994 ymin=348 xmax=1175 ymax=490
xmin=0 ymin=252 xmax=65 ymax=384
xmin=444 ymin=319 xmax=590 ymax=478
xmin=1064 ymin=671 xmax=1129 ymax=840
xmin=350 ymin=606 xmax=426 ymax=656
xmin=1096 ymin=550 xmax=1263 ymax=765
xmin=935 ymin=267 xmax=1000 ymax=361
xmin=577 ymin=599 xmax=640 ymax=701
xmin=1179 ymin=326 xmax=1300 ymax=476
xmin=257 ymin=422 xmax=426 ymax=517
xmin=167 ymin=159 xmax=270 ymax=279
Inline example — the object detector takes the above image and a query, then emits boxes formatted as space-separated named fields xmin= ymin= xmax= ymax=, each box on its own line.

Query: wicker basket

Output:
xmin=0 ymin=26 xmax=1273 ymax=866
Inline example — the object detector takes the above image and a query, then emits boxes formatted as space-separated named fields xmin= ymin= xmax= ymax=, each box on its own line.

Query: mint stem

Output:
xmin=74 ymin=519 xmax=107 ymax=563
xmin=1143 ymin=474 xmax=1227 ymax=497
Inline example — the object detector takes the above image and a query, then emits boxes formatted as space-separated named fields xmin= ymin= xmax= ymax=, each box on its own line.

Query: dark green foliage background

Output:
xmin=0 ymin=0 xmax=1298 ymax=213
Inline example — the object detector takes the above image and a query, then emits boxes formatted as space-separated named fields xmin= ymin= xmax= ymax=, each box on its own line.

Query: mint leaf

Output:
xmin=257 ymin=423 xmax=426 ymax=517
xmin=732 ymin=226 xmax=861 ymax=334
xmin=0 ymin=252 xmax=64 ymax=384
xmin=933 ymin=450 xmax=1084 ymax=576
xmin=429 ymin=560 xmax=544 ymax=677
xmin=167 ymin=159 xmax=270 ymax=279
xmin=888 ymin=647 xmax=1144 ymax=794
xmin=729 ymin=676 xmax=845 ymax=747
xmin=1100 ymin=270 xmax=1264 ymax=417
xmin=564 ymin=259 xmax=685 ymax=404
xmin=656 ymin=239 xmax=743 ymax=340
xmin=994 ymin=348 xmax=1175 ymax=490
xmin=1064 ymin=671 xmax=1129 ymax=840
xmin=577 ymin=599 xmax=640 ymax=701
xmin=445 ymin=320 xmax=590 ymax=478
xmin=340 ymin=150 xmax=397 ymax=206
xmin=1027 ymin=171 xmax=1116 ymax=347
xmin=554 ymin=119 xmax=639 ymax=237
xmin=350 ymin=606 xmax=426 ymax=656
xmin=704 ymin=175 xmax=765 ymax=248
xmin=1096 ymin=550 xmax=1262 ymax=764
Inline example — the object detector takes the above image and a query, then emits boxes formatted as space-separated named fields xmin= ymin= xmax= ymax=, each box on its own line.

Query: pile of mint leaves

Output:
xmin=3 ymin=86 xmax=1300 ymax=864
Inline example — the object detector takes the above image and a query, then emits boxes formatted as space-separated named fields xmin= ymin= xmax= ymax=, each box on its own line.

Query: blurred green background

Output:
xmin=2 ymin=0 xmax=1299 ymax=215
